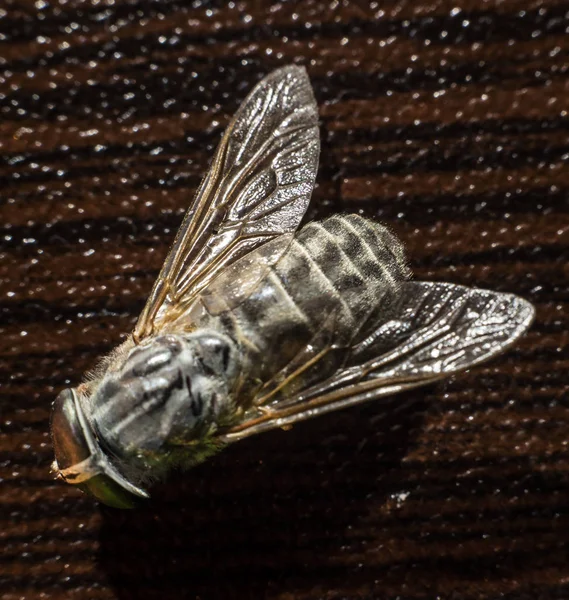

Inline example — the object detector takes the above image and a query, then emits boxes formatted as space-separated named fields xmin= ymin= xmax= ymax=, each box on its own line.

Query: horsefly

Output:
xmin=50 ymin=66 xmax=534 ymax=508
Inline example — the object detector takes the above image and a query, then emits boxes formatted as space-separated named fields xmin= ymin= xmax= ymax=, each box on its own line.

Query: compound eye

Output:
xmin=50 ymin=388 xmax=91 ymax=474
xmin=50 ymin=388 xmax=148 ymax=509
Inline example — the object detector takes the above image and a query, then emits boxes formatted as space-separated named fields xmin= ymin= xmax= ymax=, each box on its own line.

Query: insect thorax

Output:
xmin=89 ymin=331 xmax=239 ymax=469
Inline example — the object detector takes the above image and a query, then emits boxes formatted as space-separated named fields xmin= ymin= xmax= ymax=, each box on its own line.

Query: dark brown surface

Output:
xmin=1 ymin=1 xmax=569 ymax=599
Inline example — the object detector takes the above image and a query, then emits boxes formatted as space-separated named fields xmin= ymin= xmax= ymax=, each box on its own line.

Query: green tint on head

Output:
xmin=77 ymin=473 xmax=145 ymax=509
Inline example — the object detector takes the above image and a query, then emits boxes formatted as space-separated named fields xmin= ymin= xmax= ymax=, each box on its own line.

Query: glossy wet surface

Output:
xmin=1 ymin=2 xmax=569 ymax=599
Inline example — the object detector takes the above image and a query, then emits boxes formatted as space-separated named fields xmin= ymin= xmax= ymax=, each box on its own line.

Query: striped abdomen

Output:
xmin=192 ymin=214 xmax=410 ymax=403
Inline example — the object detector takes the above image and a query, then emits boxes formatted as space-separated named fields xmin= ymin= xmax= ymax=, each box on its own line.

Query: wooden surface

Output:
xmin=1 ymin=1 xmax=569 ymax=599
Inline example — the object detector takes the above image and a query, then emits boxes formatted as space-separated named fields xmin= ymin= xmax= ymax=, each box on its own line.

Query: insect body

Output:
xmin=51 ymin=66 xmax=535 ymax=508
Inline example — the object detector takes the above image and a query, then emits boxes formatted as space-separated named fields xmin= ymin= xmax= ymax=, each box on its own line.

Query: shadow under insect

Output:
xmin=97 ymin=390 xmax=427 ymax=600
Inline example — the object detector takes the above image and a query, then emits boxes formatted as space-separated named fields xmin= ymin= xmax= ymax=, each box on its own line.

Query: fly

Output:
xmin=50 ymin=66 xmax=535 ymax=508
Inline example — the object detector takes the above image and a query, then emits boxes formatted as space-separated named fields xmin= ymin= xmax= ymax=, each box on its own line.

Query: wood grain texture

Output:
xmin=1 ymin=1 xmax=568 ymax=599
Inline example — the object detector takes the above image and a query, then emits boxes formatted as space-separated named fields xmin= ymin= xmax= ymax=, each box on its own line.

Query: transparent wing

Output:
xmin=135 ymin=65 xmax=320 ymax=340
xmin=220 ymin=281 xmax=535 ymax=442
